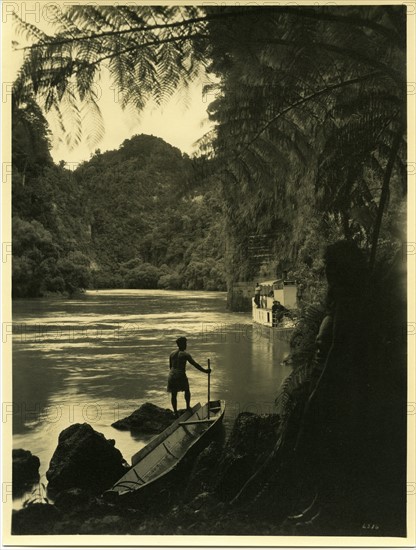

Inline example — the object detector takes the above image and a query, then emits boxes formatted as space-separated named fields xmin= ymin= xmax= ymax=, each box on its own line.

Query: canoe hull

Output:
xmin=105 ymin=400 xmax=225 ymax=503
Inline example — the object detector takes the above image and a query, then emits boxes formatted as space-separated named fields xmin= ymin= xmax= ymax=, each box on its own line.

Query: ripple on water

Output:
xmin=12 ymin=290 xmax=292 ymax=507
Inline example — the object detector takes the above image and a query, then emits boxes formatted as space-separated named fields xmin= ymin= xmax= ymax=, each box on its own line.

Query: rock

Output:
xmin=12 ymin=503 xmax=61 ymax=535
xmin=189 ymin=491 xmax=219 ymax=516
xmin=215 ymin=412 xmax=279 ymax=501
xmin=54 ymin=487 xmax=95 ymax=510
xmin=46 ymin=423 xmax=128 ymax=493
xmin=79 ymin=515 xmax=126 ymax=534
xmin=225 ymin=412 xmax=279 ymax=457
xmin=53 ymin=487 xmax=110 ymax=515
xmin=12 ymin=449 xmax=40 ymax=488
xmin=51 ymin=519 xmax=81 ymax=535
xmin=184 ymin=441 xmax=223 ymax=501
xmin=112 ymin=402 xmax=177 ymax=433
xmin=54 ymin=488 xmax=123 ymax=519
xmin=192 ymin=491 xmax=213 ymax=510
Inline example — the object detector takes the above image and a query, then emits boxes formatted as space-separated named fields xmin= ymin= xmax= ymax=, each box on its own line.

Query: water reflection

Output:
xmin=12 ymin=290 xmax=291 ymax=504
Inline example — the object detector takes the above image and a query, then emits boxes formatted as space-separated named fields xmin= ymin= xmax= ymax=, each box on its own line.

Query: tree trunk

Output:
xmin=369 ymin=128 xmax=403 ymax=270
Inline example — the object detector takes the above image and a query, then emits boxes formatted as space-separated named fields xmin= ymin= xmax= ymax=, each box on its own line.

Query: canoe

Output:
xmin=106 ymin=399 xmax=225 ymax=499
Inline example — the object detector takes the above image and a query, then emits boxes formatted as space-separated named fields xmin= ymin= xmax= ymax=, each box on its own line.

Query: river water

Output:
xmin=12 ymin=289 xmax=291 ymax=503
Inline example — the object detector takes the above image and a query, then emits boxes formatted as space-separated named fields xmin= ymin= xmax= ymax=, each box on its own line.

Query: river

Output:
xmin=12 ymin=289 xmax=291 ymax=504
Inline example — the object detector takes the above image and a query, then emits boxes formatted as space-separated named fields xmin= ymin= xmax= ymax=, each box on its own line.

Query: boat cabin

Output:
xmin=272 ymin=279 xmax=297 ymax=308
xmin=253 ymin=279 xmax=297 ymax=327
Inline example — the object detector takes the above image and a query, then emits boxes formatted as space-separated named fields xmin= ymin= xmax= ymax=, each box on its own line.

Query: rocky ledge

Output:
xmin=112 ymin=402 xmax=181 ymax=433
xmin=12 ymin=449 xmax=40 ymax=494
xmin=46 ymin=423 xmax=129 ymax=493
xmin=12 ymin=410 xmax=284 ymax=535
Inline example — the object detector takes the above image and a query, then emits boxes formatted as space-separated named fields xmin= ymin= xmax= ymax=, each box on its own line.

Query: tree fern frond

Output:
xmin=12 ymin=12 xmax=50 ymax=42
xmin=80 ymin=93 xmax=104 ymax=148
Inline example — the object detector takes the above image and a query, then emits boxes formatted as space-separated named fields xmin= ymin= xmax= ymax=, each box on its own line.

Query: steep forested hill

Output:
xmin=12 ymin=101 xmax=226 ymax=297
xmin=77 ymin=135 xmax=226 ymax=290
xmin=12 ymin=98 xmax=92 ymax=297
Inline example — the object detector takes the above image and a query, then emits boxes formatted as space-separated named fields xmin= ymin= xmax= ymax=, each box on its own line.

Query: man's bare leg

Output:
xmin=171 ymin=392 xmax=178 ymax=416
xmin=185 ymin=388 xmax=191 ymax=411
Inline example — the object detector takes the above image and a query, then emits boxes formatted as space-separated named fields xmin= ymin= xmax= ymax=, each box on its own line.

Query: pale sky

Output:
xmin=48 ymin=71 xmax=215 ymax=166
xmin=10 ymin=20 xmax=216 ymax=166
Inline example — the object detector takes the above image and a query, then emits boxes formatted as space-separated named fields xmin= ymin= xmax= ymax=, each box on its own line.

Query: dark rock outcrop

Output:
xmin=112 ymin=402 xmax=177 ymax=433
xmin=11 ymin=412 xmax=286 ymax=535
xmin=214 ymin=412 xmax=280 ymax=501
xmin=79 ymin=514 xmax=127 ymax=534
xmin=53 ymin=487 xmax=116 ymax=516
xmin=12 ymin=449 xmax=40 ymax=489
xmin=46 ymin=423 xmax=128 ymax=493
xmin=54 ymin=487 xmax=96 ymax=511
xmin=12 ymin=498 xmax=128 ymax=536
xmin=12 ymin=503 xmax=61 ymax=535
xmin=184 ymin=441 xmax=223 ymax=501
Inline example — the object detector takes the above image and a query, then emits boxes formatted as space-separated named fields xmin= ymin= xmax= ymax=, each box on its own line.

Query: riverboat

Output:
xmin=105 ymin=400 xmax=225 ymax=500
xmin=253 ymin=279 xmax=297 ymax=328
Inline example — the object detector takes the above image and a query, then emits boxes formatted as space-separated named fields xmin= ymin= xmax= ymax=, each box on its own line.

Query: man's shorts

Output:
xmin=167 ymin=369 xmax=189 ymax=392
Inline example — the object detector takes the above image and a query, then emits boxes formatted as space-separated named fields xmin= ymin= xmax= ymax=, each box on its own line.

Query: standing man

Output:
xmin=254 ymin=282 xmax=262 ymax=308
xmin=167 ymin=336 xmax=210 ymax=417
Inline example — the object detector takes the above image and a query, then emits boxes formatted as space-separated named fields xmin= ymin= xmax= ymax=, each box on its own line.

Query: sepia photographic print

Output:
xmin=1 ymin=0 xmax=415 ymax=546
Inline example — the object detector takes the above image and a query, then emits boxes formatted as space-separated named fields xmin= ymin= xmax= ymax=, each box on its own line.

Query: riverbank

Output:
xmin=12 ymin=409 xmax=290 ymax=536
xmin=10 ymin=289 xmax=408 ymax=538
xmin=12 ymin=289 xmax=291 ymax=489
xmin=11 ymin=389 xmax=399 ymax=538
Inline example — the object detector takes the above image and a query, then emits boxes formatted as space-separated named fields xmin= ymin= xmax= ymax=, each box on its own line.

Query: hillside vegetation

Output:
xmin=12 ymin=100 xmax=226 ymax=297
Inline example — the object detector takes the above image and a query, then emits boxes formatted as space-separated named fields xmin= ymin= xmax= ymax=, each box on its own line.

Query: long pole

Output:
xmin=207 ymin=358 xmax=211 ymax=419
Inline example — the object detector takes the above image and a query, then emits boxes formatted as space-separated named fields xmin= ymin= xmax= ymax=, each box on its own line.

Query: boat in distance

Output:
xmin=106 ymin=400 xmax=225 ymax=498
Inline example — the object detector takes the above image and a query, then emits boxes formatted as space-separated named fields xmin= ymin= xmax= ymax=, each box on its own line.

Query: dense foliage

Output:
xmin=11 ymin=5 xmax=408 ymax=536
xmin=12 ymin=101 xmax=226 ymax=297
xmin=203 ymin=6 xmax=406 ymax=301
xmin=12 ymin=98 xmax=91 ymax=297
xmin=76 ymin=135 xmax=226 ymax=291
xmin=12 ymin=5 xmax=407 ymax=305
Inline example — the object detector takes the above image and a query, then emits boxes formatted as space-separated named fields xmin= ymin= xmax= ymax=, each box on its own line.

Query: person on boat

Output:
xmin=272 ymin=300 xmax=288 ymax=325
xmin=254 ymin=283 xmax=262 ymax=308
xmin=167 ymin=336 xmax=211 ymax=417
